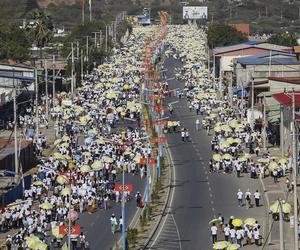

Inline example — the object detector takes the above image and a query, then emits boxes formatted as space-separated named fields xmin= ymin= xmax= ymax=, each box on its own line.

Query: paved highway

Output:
xmin=148 ymin=57 xmax=265 ymax=250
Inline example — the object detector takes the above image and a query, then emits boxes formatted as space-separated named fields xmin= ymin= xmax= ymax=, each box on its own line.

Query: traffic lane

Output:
xmin=78 ymin=173 xmax=146 ymax=250
xmin=166 ymin=136 xmax=214 ymax=250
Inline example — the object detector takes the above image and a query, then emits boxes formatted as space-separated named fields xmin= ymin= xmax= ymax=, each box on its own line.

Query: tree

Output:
xmin=267 ymin=33 xmax=297 ymax=47
xmin=207 ymin=23 xmax=248 ymax=49
xmin=0 ymin=24 xmax=30 ymax=62
xmin=26 ymin=9 xmax=54 ymax=59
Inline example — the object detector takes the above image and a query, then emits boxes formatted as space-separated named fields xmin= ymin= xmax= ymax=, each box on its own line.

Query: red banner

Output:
xmin=159 ymin=137 xmax=167 ymax=143
xmin=149 ymin=157 xmax=156 ymax=165
xmin=59 ymin=225 xmax=80 ymax=236
xmin=140 ymin=158 xmax=146 ymax=165
xmin=151 ymin=137 xmax=158 ymax=144
xmin=114 ymin=184 xmax=133 ymax=193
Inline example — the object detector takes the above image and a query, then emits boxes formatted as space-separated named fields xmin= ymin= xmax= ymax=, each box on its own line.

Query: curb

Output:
xmin=142 ymin=142 xmax=173 ymax=249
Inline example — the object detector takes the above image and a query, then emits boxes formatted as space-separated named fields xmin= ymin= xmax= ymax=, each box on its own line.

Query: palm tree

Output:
xmin=26 ymin=9 xmax=54 ymax=61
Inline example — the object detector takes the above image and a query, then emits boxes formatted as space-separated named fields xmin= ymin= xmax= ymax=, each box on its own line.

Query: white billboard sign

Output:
xmin=183 ymin=6 xmax=208 ymax=20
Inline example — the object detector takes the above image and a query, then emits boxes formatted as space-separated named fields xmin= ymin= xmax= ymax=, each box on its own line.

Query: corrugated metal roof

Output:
xmin=237 ymin=53 xmax=299 ymax=66
xmin=0 ymin=74 xmax=34 ymax=81
xmin=213 ymin=44 xmax=251 ymax=55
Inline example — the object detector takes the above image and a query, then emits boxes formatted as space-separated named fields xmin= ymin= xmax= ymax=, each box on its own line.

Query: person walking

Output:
xmin=211 ymin=223 xmax=218 ymax=243
xmin=245 ymin=189 xmax=252 ymax=209
xmin=254 ymin=190 xmax=261 ymax=207
xmin=224 ymin=224 xmax=230 ymax=242
xmin=79 ymin=232 xmax=86 ymax=250
xmin=237 ymin=189 xmax=243 ymax=207
xmin=196 ymin=119 xmax=200 ymax=131
xmin=110 ymin=213 xmax=118 ymax=234
xmin=119 ymin=216 xmax=123 ymax=232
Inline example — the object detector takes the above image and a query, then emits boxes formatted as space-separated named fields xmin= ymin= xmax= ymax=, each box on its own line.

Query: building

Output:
xmin=234 ymin=52 xmax=300 ymax=86
xmin=212 ymin=42 xmax=292 ymax=80
xmin=230 ymin=23 xmax=250 ymax=37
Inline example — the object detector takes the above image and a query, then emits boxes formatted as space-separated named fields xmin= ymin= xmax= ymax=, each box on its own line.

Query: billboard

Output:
xmin=183 ymin=6 xmax=208 ymax=20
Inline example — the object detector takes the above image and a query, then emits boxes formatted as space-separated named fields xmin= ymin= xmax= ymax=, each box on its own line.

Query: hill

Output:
xmin=1 ymin=0 xmax=300 ymax=33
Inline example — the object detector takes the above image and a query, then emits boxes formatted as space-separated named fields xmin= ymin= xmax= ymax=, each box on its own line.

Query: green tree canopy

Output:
xmin=207 ymin=23 xmax=248 ymax=49
xmin=267 ymin=33 xmax=297 ymax=47
xmin=26 ymin=9 xmax=54 ymax=49
xmin=0 ymin=24 xmax=31 ymax=62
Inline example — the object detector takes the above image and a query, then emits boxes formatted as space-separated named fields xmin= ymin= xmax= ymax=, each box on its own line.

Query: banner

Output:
xmin=183 ymin=6 xmax=208 ymax=20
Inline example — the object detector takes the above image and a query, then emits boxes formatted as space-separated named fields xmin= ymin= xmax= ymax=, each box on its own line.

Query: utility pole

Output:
xmin=263 ymin=93 xmax=267 ymax=150
xmin=81 ymin=49 xmax=84 ymax=84
xmin=251 ymin=78 xmax=255 ymax=130
xmin=99 ymin=30 xmax=102 ymax=48
xmin=52 ymin=55 xmax=56 ymax=104
xmin=71 ymin=42 xmax=74 ymax=99
xmin=76 ymin=41 xmax=79 ymax=59
xmin=13 ymin=73 xmax=18 ymax=176
xmin=280 ymin=9 xmax=283 ymax=21
xmin=86 ymin=36 xmax=89 ymax=63
xmin=35 ymin=68 xmax=39 ymax=142
xmin=45 ymin=60 xmax=49 ymax=120
xmin=105 ymin=25 xmax=108 ymax=52
xmin=279 ymin=199 xmax=284 ymax=250
xmin=229 ymin=6 xmax=232 ymax=19
xmin=89 ymin=0 xmax=92 ymax=22
xmin=292 ymin=89 xmax=299 ymax=250
xmin=82 ymin=0 xmax=85 ymax=24
xmin=92 ymin=32 xmax=98 ymax=47
xmin=265 ymin=6 xmax=268 ymax=17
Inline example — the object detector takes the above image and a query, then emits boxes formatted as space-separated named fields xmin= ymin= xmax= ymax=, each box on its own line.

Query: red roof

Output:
xmin=230 ymin=23 xmax=250 ymax=36
xmin=268 ymin=77 xmax=300 ymax=85
xmin=272 ymin=91 xmax=300 ymax=107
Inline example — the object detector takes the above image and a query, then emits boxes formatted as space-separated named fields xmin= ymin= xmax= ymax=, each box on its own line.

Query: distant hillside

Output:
xmin=1 ymin=0 xmax=300 ymax=33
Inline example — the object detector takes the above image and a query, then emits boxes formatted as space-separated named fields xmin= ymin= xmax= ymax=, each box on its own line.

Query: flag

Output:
xmin=61 ymin=243 xmax=68 ymax=250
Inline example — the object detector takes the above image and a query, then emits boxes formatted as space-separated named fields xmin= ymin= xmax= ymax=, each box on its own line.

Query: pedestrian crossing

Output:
xmin=148 ymin=211 xmax=181 ymax=250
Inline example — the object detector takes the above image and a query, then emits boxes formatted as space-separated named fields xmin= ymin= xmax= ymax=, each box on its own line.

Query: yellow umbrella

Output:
xmin=96 ymin=138 xmax=105 ymax=144
xmin=62 ymin=135 xmax=70 ymax=141
xmin=82 ymin=152 xmax=92 ymax=157
xmin=123 ymin=84 xmax=130 ymax=90
xmin=26 ymin=236 xmax=40 ymax=249
xmin=34 ymin=241 xmax=47 ymax=250
xmin=134 ymin=155 xmax=142 ymax=164
xmin=91 ymin=161 xmax=103 ymax=170
xmin=227 ymin=243 xmax=240 ymax=250
xmin=51 ymin=226 xmax=63 ymax=239
xmin=209 ymin=113 xmax=217 ymax=119
xmin=116 ymin=107 xmax=124 ymax=112
xmin=214 ymin=126 xmax=222 ymax=133
xmin=209 ymin=218 xmax=221 ymax=225
xmin=232 ymin=218 xmax=243 ymax=227
xmin=258 ymin=158 xmax=269 ymax=164
xmin=80 ymin=165 xmax=91 ymax=173
xmin=222 ymin=153 xmax=232 ymax=160
xmin=54 ymin=139 xmax=62 ymax=146
xmin=220 ymin=141 xmax=230 ymax=149
xmin=238 ymin=156 xmax=247 ymax=162
xmin=278 ymin=158 xmax=288 ymax=165
xmin=213 ymin=154 xmax=222 ymax=162
xmin=60 ymin=142 xmax=69 ymax=148
xmin=233 ymin=138 xmax=242 ymax=144
xmin=56 ymin=175 xmax=68 ymax=185
xmin=40 ymin=202 xmax=53 ymax=210
xmin=53 ymin=152 xmax=65 ymax=160
xmin=103 ymin=156 xmax=113 ymax=163
xmin=244 ymin=218 xmax=256 ymax=227
xmin=269 ymin=161 xmax=278 ymax=171
xmin=270 ymin=201 xmax=291 ymax=214
xmin=221 ymin=125 xmax=231 ymax=132
xmin=61 ymin=187 xmax=71 ymax=196
xmin=213 ymin=241 xmax=229 ymax=249
xmin=32 ymin=181 xmax=43 ymax=186
xmin=226 ymin=137 xmax=234 ymax=144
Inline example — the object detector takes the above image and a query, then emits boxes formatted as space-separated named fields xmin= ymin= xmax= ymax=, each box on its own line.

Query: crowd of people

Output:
xmin=0 ymin=26 xmax=158 ymax=249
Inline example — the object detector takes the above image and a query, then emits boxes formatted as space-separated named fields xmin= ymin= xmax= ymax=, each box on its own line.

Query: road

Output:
xmin=78 ymin=173 xmax=145 ymax=250
xmin=148 ymin=57 xmax=266 ymax=250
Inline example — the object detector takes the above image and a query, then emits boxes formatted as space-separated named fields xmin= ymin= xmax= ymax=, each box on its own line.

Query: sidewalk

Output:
xmin=253 ymin=146 xmax=295 ymax=250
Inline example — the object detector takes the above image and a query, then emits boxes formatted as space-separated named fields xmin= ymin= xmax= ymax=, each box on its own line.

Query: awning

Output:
xmin=272 ymin=91 xmax=300 ymax=107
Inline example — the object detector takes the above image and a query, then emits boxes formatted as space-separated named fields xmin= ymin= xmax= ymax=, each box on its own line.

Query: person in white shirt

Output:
xmin=237 ymin=189 xmax=243 ymax=207
xmin=195 ymin=119 xmax=200 ymax=131
xmin=210 ymin=223 xmax=218 ymax=243
xmin=230 ymin=228 xmax=236 ymax=244
xmin=223 ymin=224 xmax=230 ymax=242
xmin=254 ymin=190 xmax=261 ymax=207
